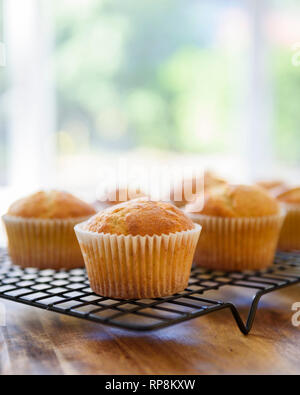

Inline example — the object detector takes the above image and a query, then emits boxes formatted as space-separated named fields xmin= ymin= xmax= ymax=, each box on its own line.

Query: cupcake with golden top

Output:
xmin=3 ymin=191 xmax=96 ymax=269
xmin=75 ymin=198 xmax=201 ymax=299
xmin=185 ymin=185 xmax=284 ymax=271
xmin=277 ymin=187 xmax=300 ymax=251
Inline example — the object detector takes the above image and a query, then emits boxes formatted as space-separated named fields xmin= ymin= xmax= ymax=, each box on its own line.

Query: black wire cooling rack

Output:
xmin=0 ymin=248 xmax=299 ymax=334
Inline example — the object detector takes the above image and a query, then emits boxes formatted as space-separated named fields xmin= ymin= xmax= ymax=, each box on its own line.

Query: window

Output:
xmin=269 ymin=0 xmax=300 ymax=179
xmin=0 ymin=0 xmax=299 ymax=208
xmin=0 ymin=0 xmax=7 ymax=186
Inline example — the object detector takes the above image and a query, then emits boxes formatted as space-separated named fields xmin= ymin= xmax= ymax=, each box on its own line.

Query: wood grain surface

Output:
xmin=0 ymin=284 xmax=300 ymax=375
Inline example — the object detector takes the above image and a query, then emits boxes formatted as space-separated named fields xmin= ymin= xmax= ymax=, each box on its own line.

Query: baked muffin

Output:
xmin=3 ymin=191 xmax=96 ymax=269
xmin=277 ymin=187 xmax=300 ymax=251
xmin=75 ymin=198 xmax=201 ymax=299
xmin=185 ymin=185 xmax=284 ymax=271
xmin=94 ymin=187 xmax=147 ymax=211
xmin=170 ymin=171 xmax=227 ymax=208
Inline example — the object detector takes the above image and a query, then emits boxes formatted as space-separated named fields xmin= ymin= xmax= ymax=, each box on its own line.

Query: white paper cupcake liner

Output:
xmin=186 ymin=213 xmax=284 ymax=272
xmin=278 ymin=203 xmax=300 ymax=251
xmin=75 ymin=224 xmax=201 ymax=299
xmin=2 ymin=215 xmax=92 ymax=269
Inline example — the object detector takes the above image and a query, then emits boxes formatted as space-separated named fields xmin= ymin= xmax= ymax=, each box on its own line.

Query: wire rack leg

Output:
xmin=227 ymin=292 xmax=264 ymax=335
xmin=227 ymin=304 xmax=249 ymax=335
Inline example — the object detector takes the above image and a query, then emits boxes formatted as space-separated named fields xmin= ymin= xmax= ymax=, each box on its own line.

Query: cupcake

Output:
xmin=185 ymin=185 xmax=284 ymax=272
xmin=3 ymin=191 xmax=96 ymax=269
xmin=75 ymin=199 xmax=201 ymax=299
xmin=277 ymin=187 xmax=300 ymax=251
xmin=170 ymin=171 xmax=227 ymax=208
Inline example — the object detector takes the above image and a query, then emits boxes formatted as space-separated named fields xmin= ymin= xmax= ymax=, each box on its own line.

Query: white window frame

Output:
xmin=3 ymin=0 xmax=55 ymax=198
xmin=244 ymin=0 xmax=273 ymax=180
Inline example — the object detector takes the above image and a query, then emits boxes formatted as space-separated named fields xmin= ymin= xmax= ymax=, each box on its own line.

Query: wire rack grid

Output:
xmin=0 ymin=248 xmax=299 ymax=334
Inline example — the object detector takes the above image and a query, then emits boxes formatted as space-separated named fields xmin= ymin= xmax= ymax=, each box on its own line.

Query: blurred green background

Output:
xmin=54 ymin=0 xmax=240 ymax=157
xmin=0 ymin=0 xmax=300 ymax=187
xmin=53 ymin=0 xmax=300 ymax=161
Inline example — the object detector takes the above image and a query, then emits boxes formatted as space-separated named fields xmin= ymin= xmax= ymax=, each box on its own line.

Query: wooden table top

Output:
xmin=0 ymin=282 xmax=299 ymax=375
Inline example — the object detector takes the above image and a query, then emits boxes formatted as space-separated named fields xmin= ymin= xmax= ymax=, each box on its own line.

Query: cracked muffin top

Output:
xmin=185 ymin=185 xmax=280 ymax=217
xmin=276 ymin=187 xmax=300 ymax=204
xmin=7 ymin=191 xmax=96 ymax=219
xmin=84 ymin=198 xmax=194 ymax=236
